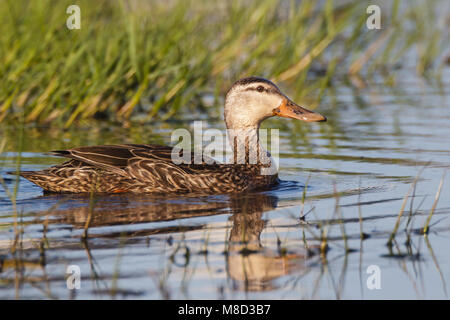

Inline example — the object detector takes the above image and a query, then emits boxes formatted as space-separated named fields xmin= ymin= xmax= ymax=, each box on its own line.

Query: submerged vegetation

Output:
xmin=0 ymin=0 xmax=447 ymax=126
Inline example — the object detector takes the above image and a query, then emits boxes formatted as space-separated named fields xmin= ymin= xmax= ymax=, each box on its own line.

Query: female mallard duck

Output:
xmin=18 ymin=77 xmax=326 ymax=194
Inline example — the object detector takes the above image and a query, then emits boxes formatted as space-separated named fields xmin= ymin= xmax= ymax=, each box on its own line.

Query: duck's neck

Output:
xmin=226 ymin=125 xmax=271 ymax=166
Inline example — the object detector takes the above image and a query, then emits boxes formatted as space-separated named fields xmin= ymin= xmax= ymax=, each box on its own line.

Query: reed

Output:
xmin=387 ymin=167 xmax=427 ymax=246
xmin=422 ymin=172 xmax=446 ymax=235
xmin=0 ymin=0 xmax=444 ymax=126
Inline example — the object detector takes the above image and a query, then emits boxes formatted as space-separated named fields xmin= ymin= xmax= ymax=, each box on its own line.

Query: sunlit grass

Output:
xmin=0 ymin=0 xmax=446 ymax=126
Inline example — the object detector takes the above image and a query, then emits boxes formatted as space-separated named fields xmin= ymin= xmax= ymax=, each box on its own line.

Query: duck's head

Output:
xmin=224 ymin=76 xmax=326 ymax=130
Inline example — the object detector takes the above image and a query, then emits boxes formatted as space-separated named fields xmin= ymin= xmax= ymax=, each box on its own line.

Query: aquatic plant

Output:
xmin=0 ymin=0 xmax=446 ymax=125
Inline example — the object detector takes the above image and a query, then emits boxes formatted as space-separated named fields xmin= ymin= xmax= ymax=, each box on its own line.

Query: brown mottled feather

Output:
xmin=20 ymin=144 xmax=278 ymax=194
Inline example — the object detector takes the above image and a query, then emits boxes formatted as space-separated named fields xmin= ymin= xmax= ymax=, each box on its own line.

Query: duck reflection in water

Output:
xmin=33 ymin=191 xmax=315 ymax=292
xmin=226 ymin=195 xmax=313 ymax=292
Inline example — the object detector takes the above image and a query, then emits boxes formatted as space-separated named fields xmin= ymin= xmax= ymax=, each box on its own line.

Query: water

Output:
xmin=0 ymin=69 xmax=449 ymax=299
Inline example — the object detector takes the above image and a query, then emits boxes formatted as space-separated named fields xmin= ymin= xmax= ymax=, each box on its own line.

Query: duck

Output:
xmin=17 ymin=77 xmax=326 ymax=194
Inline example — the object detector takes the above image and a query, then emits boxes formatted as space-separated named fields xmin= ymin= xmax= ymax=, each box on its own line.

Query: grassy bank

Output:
xmin=0 ymin=0 xmax=447 ymax=126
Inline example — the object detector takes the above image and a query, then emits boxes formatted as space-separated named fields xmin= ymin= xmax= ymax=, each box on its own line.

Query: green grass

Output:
xmin=0 ymin=0 xmax=446 ymax=126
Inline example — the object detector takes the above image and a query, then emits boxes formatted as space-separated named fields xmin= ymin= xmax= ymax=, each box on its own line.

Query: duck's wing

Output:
xmin=50 ymin=144 xmax=142 ymax=175
xmin=50 ymin=144 xmax=220 ymax=174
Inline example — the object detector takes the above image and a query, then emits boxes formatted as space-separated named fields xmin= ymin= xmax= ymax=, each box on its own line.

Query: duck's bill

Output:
xmin=273 ymin=98 xmax=326 ymax=122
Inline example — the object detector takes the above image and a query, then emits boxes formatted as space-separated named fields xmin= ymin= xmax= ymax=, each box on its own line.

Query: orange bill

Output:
xmin=273 ymin=98 xmax=326 ymax=122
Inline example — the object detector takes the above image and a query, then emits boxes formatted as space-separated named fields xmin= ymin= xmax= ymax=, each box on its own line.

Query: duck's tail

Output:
xmin=7 ymin=170 xmax=61 ymax=192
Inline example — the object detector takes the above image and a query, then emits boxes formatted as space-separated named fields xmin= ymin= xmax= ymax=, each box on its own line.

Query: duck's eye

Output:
xmin=257 ymin=86 xmax=265 ymax=92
